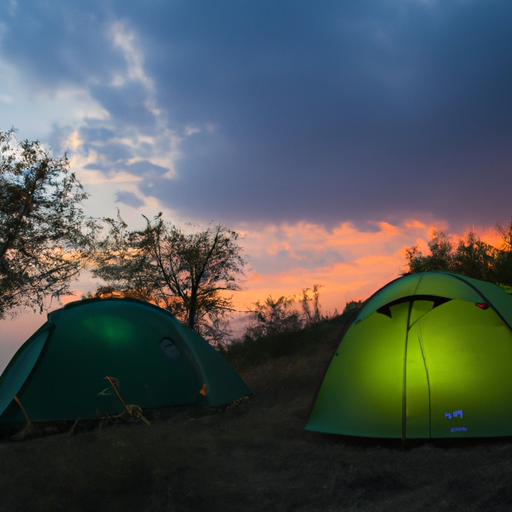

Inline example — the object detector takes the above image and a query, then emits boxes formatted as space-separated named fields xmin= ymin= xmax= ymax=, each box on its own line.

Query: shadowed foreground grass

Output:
xmin=2 ymin=316 xmax=512 ymax=511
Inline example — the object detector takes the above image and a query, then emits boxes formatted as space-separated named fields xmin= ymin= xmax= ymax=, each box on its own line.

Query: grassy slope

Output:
xmin=2 ymin=316 xmax=512 ymax=511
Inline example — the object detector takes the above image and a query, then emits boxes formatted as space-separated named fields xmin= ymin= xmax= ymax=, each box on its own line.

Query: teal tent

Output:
xmin=306 ymin=272 xmax=512 ymax=439
xmin=0 ymin=298 xmax=250 ymax=424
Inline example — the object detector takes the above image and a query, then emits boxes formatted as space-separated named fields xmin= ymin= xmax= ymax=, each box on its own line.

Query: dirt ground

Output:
xmin=2 ymin=341 xmax=512 ymax=512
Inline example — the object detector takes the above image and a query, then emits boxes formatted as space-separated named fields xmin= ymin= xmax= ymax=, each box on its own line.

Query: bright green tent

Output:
xmin=306 ymin=271 xmax=512 ymax=439
xmin=0 ymin=298 xmax=251 ymax=424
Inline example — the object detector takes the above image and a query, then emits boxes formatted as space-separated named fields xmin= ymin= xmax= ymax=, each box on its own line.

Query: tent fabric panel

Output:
xmin=306 ymin=272 xmax=512 ymax=439
xmin=0 ymin=327 xmax=50 ymax=419
xmin=418 ymin=300 xmax=512 ymax=438
xmin=306 ymin=306 xmax=407 ymax=437
xmin=173 ymin=326 xmax=251 ymax=407
xmin=1 ymin=301 xmax=201 ymax=423
xmin=0 ymin=298 xmax=250 ymax=424
xmin=404 ymin=320 xmax=431 ymax=439
xmin=413 ymin=273 xmax=484 ymax=304
xmin=454 ymin=275 xmax=512 ymax=330
xmin=112 ymin=299 xmax=252 ymax=407
xmin=356 ymin=272 xmax=484 ymax=323
xmin=55 ymin=298 xmax=251 ymax=402
xmin=355 ymin=273 xmax=424 ymax=323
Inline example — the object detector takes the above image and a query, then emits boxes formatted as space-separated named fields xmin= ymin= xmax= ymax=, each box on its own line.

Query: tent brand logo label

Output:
xmin=444 ymin=410 xmax=463 ymax=420
xmin=445 ymin=410 xmax=467 ymax=433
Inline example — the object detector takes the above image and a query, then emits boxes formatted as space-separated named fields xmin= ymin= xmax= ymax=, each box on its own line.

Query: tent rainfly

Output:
xmin=306 ymin=271 xmax=512 ymax=439
xmin=0 ymin=298 xmax=250 ymax=425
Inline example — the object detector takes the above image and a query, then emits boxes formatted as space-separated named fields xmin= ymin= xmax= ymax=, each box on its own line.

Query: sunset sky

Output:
xmin=1 ymin=1 xmax=512 ymax=368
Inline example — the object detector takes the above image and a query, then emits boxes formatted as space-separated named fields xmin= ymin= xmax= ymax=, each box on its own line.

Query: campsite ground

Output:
xmin=2 ymin=320 xmax=512 ymax=512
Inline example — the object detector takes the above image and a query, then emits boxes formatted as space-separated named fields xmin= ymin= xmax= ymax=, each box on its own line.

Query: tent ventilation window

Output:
xmin=377 ymin=295 xmax=451 ymax=318
xmin=160 ymin=338 xmax=181 ymax=361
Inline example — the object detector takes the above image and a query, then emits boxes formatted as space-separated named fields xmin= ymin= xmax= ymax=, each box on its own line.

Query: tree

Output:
xmin=452 ymin=232 xmax=497 ymax=282
xmin=300 ymin=284 xmax=323 ymax=326
xmin=404 ymin=229 xmax=454 ymax=274
xmin=494 ymin=217 xmax=512 ymax=287
xmin=244 ymin=285 xmax=328 ymax=340
xmin=403 ymin=227 xmax=510 ymax=286
xmin=0 ymin=128 xmax=97 ymax=318
xmin=341 ymin=300 xmax=364 ymax=323
xmin=92 ymin=212 xmax=247 ymax=333
xmin=245 ymin=295 xmax=302 ymax=339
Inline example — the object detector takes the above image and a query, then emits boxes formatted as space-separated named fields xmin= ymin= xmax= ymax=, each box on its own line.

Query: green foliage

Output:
xmin=244 ymin=285 xmax=328 ymax=341
xmin=223 ymin=314 xmax=348 ymax=370
xmin=340 ymin=300 xmax=364 ymax=324
xmin=0 ymin=128 xmax=97 ymax=317
xmin=245 ymin=295 xmax=302 ymax=339
xmin=494 ymin=219 xmax=512 ymax=287
xmin=404 ymin=229 xmax=454 ymax=273
xmin=300 ymin=284 xmax=323 ymax=326
xmin=452 ymin=232 xmax=497 ymax=282
xmin=404 ymin=222 xmax=512 ymax=286
xmin=92 ymin=212 xmax=246 ymax=335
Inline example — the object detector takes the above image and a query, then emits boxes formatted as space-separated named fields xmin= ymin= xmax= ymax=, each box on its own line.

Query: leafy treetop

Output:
xmin=0 ymin=128 xmax=97 ymax=317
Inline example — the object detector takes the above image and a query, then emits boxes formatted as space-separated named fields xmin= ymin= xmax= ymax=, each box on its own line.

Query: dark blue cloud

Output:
xmin=131 ymin=1 xmax=512 ymax=229
xmin=115 ymin=191 xmax=145 ymax=209
xmin=0 ymin=0 xmax=119 ymax=88
xmin=91 ymin=141 xmax=134 ymax=165
xmin=125 ymin=161 xmax=169 ymax=177
xmin=89 ymin=83 xmax=157 ymax=132
xmin=3 ymin=0 xmax=512 ymax=230
xmin=80 ymin=127 xmax=116 ymax=142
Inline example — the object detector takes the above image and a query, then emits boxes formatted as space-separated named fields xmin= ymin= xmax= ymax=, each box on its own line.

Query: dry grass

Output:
xmin=2 ymin=322 xmax=512 ymax=511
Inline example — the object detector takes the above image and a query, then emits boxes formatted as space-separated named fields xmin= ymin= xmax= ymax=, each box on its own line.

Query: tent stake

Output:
xmin=104 ymin=376 xmax=151 ymax=426
xmin=14 ymin=395 xmax=32 ymax=426
xmin=12 ymin=396 xmax=35 ymax=440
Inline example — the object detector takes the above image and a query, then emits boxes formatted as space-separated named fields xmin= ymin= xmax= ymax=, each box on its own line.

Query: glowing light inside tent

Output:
xmin=306 ymin=272 xmax=512 ymax=439
xmin=83 ymin=316 xmax=135 ymax=346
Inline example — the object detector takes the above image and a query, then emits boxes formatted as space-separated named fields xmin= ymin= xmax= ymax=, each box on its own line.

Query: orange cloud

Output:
xmin=25 ymin=217 xmax=510 ymax=326
xmin=232 ymin=218 xmax=440 ymax=314
xmin=3 ymin=216 xmax=508 ymax=365
xmin=236 ymin=218 xmax=511 ymax=317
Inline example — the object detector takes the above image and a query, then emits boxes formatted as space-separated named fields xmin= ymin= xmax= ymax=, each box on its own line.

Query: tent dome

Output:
xmin=0 ymin=298 xmax=250 ymax=424
xmin=306 ymin=272 xmax=512 ymax=439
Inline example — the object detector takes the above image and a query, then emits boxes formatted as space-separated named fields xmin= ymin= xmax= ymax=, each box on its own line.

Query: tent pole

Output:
xmin=401 ymin=301 xmax=415 ymax=450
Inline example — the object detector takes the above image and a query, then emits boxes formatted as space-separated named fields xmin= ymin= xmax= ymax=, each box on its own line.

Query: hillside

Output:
xmin=1 ymin=316 xmax=512 ymax=511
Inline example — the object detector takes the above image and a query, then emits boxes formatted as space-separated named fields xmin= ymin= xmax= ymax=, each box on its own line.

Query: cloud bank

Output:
xmin=1 ymin=0 xmax=511 ymax=230
xmin=1 ymin=0 xmax=512 ymax=358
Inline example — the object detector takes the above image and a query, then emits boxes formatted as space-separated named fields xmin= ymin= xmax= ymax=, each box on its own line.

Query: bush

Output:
xmin=223 ymin=315 xmax=348 ymax=370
